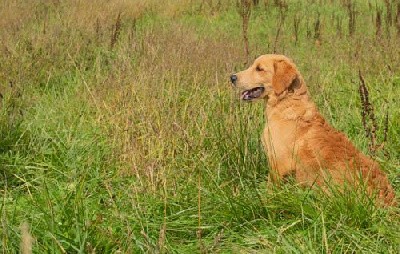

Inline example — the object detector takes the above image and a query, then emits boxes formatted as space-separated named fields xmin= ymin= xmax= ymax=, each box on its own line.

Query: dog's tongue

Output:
xmin=241 ymin=87 xmax=264 ymax=100
xmin=241 ymin=90 xmax=251 ymax=100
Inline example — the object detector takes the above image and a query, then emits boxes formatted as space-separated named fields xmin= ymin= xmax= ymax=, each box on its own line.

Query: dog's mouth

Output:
xmin=241 ymin=87 xmax=265 ymax=101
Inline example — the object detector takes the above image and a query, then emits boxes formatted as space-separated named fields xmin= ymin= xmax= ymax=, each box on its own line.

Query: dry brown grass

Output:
xmin=93 ymin=22 xmax=242 ymax=189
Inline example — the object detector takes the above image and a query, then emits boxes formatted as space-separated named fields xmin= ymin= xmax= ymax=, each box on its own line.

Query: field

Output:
xmin=1 ymin=0 xmax=400 ymax=253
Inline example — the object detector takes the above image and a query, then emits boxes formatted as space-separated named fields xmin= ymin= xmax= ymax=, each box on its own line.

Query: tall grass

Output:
xmin=1 ymin=0 xmax=399 ymax=252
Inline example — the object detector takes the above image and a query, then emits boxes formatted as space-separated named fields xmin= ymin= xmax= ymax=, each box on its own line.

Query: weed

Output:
xmin=273 ymin=0 xmax=288 ymax=53
xmin=293 ymin=14 xmax=301 ymax=45
xmin=110 ymin=12 xmax=122 ymax=49
xmin=357 ymin=70 xmax=389 ymax=156
xmin=314 ymin=12 xmax=322 ymax=42
xmin=345 ymin=0 xmax=357 ymax=37
xmin=238 ymin=0 xmax=253 ymax=64
xmin=376 ymin=8 xmax=383 ymax=38
xmin=396 ymin=2 xmax=400 ymax=36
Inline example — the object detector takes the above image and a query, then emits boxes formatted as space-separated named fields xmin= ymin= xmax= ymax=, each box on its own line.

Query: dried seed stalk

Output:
xmin=239 ymin=0 xmax=252 ymax=64
xmin=273 ymin=1 xmax=288 ymax=53
xmin=376 ymin=8 xmax=382 ymax=38
xmin=358 ymin=70 xmax=379 ymax=154
xmin=396 ymin=2 xmax=400 ymax=36
xmin=293 ymin=14 xmax=301 ymax=45
xmin=346 ymin=0 xmax=357 ymax=37
xmin=110 ymin=12 xmax=122 ymax=49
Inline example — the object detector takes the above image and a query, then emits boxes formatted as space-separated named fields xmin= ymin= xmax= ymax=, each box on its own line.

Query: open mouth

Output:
xmin=241 ymin=87 xmax=265 ymax=101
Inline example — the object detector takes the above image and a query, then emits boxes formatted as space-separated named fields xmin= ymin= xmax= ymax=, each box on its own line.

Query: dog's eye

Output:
xmin=256 ymin=66 xmax=264 ymax=72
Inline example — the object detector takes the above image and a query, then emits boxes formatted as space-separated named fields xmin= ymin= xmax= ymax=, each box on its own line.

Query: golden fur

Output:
xmin=232 ymin=54 xmax=396 ymax=206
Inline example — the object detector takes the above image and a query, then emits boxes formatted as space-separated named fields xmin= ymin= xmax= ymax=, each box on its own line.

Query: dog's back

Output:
xmin=293 ymin=103 xmax=396 ymax=206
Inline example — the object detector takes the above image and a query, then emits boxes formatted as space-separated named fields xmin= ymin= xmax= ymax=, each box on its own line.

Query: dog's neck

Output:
xmin=264 ymin=79 xmax=312 ymax=121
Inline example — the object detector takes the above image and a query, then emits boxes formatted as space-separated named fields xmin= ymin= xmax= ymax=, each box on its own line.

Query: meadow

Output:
xmin=1 ymin=0 xmax=400 ymax=253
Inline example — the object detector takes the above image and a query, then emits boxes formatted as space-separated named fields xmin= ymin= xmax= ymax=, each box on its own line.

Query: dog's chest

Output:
xmin=263 ymin=119 xmax=298 ymax=151
xmin=262 ymin=109 xmax=302 ymax=162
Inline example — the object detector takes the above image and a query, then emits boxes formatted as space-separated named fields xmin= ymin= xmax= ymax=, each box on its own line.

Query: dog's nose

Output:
xmin=230 ymin=74 xmax=237 ymax=85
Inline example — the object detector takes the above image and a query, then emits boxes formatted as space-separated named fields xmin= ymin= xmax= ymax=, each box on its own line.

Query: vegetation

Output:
xmin=1 ymin=0 xmax=399 ymax=252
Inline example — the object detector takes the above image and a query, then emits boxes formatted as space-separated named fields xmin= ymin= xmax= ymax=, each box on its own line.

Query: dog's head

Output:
xmin=230 ymin=54 xmax=307 ymax=103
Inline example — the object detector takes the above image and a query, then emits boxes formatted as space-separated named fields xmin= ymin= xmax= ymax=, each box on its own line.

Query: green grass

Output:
xmin=1 ymin=0 xmax=400 ymax=253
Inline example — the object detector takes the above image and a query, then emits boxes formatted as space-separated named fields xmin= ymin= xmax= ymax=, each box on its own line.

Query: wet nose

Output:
xmin=230 ymin=74 xmax=237 ymax=85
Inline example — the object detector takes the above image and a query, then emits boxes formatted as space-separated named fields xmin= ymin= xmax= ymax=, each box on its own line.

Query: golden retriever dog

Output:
xmin=230 ymin=54 xmax=396 ymax=206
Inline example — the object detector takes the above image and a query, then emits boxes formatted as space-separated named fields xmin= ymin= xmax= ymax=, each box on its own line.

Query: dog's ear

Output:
xmin=272 ymin=59 xmax=298 ymax=95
